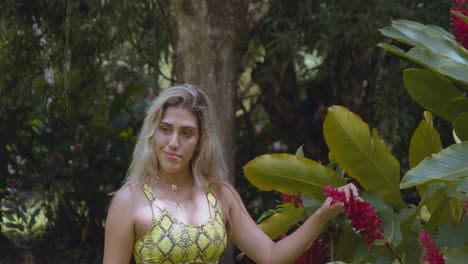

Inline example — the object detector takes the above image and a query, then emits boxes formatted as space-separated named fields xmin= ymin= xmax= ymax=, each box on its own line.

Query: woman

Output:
xmin=103 ymin=84 xmax=359 ymax=264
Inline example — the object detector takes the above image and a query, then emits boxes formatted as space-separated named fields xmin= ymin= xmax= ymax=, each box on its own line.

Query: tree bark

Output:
xmin=165 ymin=0 xmax=271 ymax=183
xmin=163 ymin=1 xmax=273 ymax=263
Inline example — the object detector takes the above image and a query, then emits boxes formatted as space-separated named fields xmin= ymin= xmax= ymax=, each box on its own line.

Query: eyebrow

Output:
xmin=160 ymin=122 xmax=197 ymax=130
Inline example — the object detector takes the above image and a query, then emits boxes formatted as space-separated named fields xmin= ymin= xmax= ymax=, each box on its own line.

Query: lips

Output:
xmin=163 ymin=151 xmax=180 ymax=160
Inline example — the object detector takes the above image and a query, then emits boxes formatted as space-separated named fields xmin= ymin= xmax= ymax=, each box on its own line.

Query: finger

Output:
xmin=342 ymin=187 xmax=352 ymax=202
xmin=349 ymin=183 xmax=359 ymax=197
xmin=331 ymin=201 xmax=345 ymax=211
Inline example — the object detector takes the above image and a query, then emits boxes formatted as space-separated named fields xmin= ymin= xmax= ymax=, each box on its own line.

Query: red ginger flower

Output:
xmin=451 ymin=0 xmax=468 ymax=48
xmin=418 ymin=230 xmax=445 ymax=264
xmin=279 ymin=192 xmax=303 ymax=207
xmin=294 ymin=239 xmax=327 ymax=264
xmin=324 ymin=186 xmax=385 ymax=245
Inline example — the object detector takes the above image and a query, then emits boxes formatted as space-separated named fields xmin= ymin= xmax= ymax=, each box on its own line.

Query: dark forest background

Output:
xmin=0 ymin=0 xmax=454 ymax=263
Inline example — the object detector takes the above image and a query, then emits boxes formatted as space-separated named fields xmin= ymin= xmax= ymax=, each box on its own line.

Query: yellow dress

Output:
xmin=133 ymin=183 xmax=227 ymax=264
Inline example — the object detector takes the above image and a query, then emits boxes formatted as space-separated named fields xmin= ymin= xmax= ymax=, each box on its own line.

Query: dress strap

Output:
xmin=142 ymin=184 xmax=164 ymax=219
xmin=142 ymin=184 xmax=157 ymax=203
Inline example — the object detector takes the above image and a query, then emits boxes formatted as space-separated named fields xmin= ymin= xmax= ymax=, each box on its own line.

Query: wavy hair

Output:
xmin=122 ymin=84 xmax=229 ymax=213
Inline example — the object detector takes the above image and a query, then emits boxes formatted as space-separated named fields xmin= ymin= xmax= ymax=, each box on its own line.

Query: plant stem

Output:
xmin=384 ymin=242 xmax=404 ymax=264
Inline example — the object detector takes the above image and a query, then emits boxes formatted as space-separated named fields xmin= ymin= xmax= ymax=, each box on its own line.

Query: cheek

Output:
xmin=153 ymin=132 xmax=168 ymax=146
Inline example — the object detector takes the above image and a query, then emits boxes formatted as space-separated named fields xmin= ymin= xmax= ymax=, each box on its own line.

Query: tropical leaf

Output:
xmin=409 ymin=111 xmax=442 ymax=198
xmin=257 ymin=203 xmax=306 ymax=239
xmin=437 ymin=216 xmax=468 ymax=249
xmin=301 ymin=194 xmax=322 ymax=218
xmin=418 ymin=181 xmax=463 ymax=227
xmin=454 ymin=112 xmax=468 ymax=141
xmin=452 ymin=10 xmax=468 ymax=25
xmin=400 ymin=142 xmax=468 ymax=188
xmin=380 ymin=20 xmax=468 ymax=64
xmin=378 ymin=19 xmax=468 ymax=87
xmin=403 ymin=69 xmax=468 ymax=123
xmin=409 ymin=111 xmax=443 ymax=169
xmin=443 ymin=246 xmax=468 ymax=264
xmin=424 ymin=197 xmax=463 ymax=232
xmin=378 ymin=43 xmax=468 ymax=87
xmin=447 ymin=178 xmax=468 ymax=199
xmin=334 ymin=222 xmax=361 ymax=262
xmin=323 ymin=106 xmax=406 ymax=209
xmin=243 ymin=154 xmax=346 ymax=201
xmin=394 ymin=207 xmax=420 ymax=253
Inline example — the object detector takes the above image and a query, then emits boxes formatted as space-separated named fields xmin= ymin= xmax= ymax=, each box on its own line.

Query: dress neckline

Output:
xmin=143 ymin=183 xmax=214 ymax=228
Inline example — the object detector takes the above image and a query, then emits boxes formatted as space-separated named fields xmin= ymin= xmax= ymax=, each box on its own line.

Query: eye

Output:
xmin=159 ymin=125 xmax=171 ymax=134
xmin=181 ymin=129 xmax=193 ymax=137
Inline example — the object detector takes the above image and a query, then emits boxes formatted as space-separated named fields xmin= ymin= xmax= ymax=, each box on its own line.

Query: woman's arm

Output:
xmin=228 ymin=183 xmax=358 ymax=264
xmin=103 ymin=186 xmax=135 ymax=264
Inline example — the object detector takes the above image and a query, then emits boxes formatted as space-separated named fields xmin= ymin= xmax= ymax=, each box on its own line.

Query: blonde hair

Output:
xmin=122 ymin=84 xmax=230 ymax=220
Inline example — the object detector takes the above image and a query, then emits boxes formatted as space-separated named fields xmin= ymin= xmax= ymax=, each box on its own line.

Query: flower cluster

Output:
xmin=324 ymin=186 xmax=384 ymax=244
xmin=418 ymin=230 xmax=445 ymax=264
xmin=278 ymin=192 xmax=303 ymax=207
xmin=294 ymin=239 xmax=327 ymax=264
xmin=451 ymin=0 xmax=468 ymax=48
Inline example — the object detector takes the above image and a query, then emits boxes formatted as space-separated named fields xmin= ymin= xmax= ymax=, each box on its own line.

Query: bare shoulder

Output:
xmin=220 ymin=181 xmax=238 ymax=199
xmin=108 ymin=184 xmax=141 ymax=213
xmin=219 ymin=181 xmax=245 ymax=212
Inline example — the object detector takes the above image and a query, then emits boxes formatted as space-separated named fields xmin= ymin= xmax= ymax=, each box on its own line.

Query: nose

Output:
xmin=168 ymin=133 xmax=179 ymax=150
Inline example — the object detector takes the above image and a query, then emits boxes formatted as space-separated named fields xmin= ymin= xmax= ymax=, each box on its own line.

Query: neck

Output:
xmin=158 ymin=172 xmax=195 ymax=190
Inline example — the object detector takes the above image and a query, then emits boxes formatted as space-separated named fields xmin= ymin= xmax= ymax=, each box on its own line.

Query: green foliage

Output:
xmin=244 ymin=154 xmax=345 ymax=201
xmin=257 ymin=203 xmax=306 ymax=240
xmin=246 ymin=13 xmax=468 ymax=262
xmin=403 ymin=69 xmax=468 ymax=124
xmin=378 ymin=20 xmax=468 ymax=86
xmin=323 ymin=106 xmax=406 ymax=209
xmin=246 ymin=106 xmax=468 ymax=262
xmin=401 ymin=142 xmax=468 ymax=188
xmin=379 ymin=19 xmax=468 ymax=143
xmin=0 ymin=189 xmax=56 ymax=249
xmin=0 ymin=0 xmax=171 ymax=261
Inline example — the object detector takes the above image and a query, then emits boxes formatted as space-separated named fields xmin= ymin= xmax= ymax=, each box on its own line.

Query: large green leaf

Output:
xmin=420 ymin=182 xmax=463 ymax=227
xmin=443 ymin=246 xmax=468 ymax=264
xmin=378 ymin=44 xmax=468 ymax=86
xmin=394 ymin=207 xmax=420 ymax=253
xmin=409 ymin=111 xmax=443 ymax=199
xmin=409 ymin=111 xmax=461 ymax=223
xmin=424 ymin=197 xmax=463 ymax=232
xmin=380 ymin=20 xmax=468 ymax=64
xmin=438 ymin=216 xmax=468 ymax=248
xmin=400 ymin=142 xmax=468 ymax=188
xmin=334 ymin=224 xmax=361 ymax=262
xmin=409 ymin=111 xmax=443 ymax=169
xmin=403 ymin=69 xmax=468 ymax=122
xmin=243 ymin=154 xmax=346 ymax=201
xmin=323 ymin=106 xmax=406 ymax=209
xmin=379 ymin=19 xmax=468 ymax=88
xmin=257 ymin=204 xmax=306 ymax=239
xmin=454 ymin=112 xmax=468 ymax=141
xmin=448 ymin=178 xmax=468 ymax=199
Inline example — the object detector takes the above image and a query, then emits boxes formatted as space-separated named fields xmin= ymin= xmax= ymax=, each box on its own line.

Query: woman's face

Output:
xmin=154 ymin=106 xmax=200 ymax=177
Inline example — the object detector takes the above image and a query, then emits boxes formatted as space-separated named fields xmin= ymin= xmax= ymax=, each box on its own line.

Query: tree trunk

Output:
xmin=21 ymin=249 xmax=33 ymax=264
xmin=164 ymin=1 xmax=272 ymax=263
xmin=165 ymin=0 xmax=271 ymax=182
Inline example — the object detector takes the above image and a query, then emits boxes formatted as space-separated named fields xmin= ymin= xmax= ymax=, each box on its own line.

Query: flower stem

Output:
xmin=383 ymin=242 xmax=404 ymax=264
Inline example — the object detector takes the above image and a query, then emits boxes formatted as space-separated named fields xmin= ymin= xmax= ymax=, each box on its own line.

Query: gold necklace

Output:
xmin=159 ymin=180 xmax=194 ymax=213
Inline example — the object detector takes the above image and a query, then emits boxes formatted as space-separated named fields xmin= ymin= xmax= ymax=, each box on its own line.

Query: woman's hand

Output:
xmin=317 ymin=183 xmax=360 ymax=221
